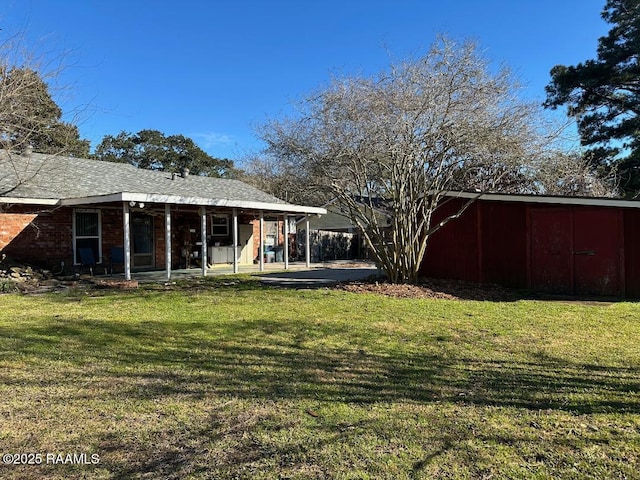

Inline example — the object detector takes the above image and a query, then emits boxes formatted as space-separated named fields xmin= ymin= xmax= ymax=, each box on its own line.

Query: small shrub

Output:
xmin=0 ymin=279 xmax=19 ymax=293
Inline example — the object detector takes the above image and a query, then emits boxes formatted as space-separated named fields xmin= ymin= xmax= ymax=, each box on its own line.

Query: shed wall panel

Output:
xmin=421 ymin=199 xmax=479 ymax=282
xmin=572 ymin=207 xmax=622 ymax=296
xmin=624 ymin=209 xmax=640 ymax=297
xmin=420 ymin=198 xmax=639 ymax=298
xmin=529 ymin=208 xmax=573 ymax=294
xmin=480 ymin=202 xmax=528 ymax=288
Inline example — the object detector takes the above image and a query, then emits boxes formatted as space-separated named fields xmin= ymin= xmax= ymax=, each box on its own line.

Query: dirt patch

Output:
xmin=340 ymin=282 xmax=456 ymax=300
xmin=92 ymin=278 xmax=139 ymax=290
xmin=338 ymin=278 xmax=520 ymax=301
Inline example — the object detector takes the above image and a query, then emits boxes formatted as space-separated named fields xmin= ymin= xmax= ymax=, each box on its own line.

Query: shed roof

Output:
xmin=0 ymin=152 xmax=325 ymax=214
xmin=445 ymin=191 xmax=640 ymax=209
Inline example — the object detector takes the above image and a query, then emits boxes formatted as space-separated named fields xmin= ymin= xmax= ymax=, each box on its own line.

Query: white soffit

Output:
xmin=0 ymin=197 xmax=59 ymax=205
xmin=60 ymin=192 xmax=327 ymax=214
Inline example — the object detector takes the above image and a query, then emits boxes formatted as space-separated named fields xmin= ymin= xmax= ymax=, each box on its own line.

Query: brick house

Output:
xmin=0 ymin=151 xmax=325 ymax=280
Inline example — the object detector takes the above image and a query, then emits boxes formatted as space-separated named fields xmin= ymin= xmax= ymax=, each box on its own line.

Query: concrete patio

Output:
xmin=122 ymin=260 xmax=379 ymax=286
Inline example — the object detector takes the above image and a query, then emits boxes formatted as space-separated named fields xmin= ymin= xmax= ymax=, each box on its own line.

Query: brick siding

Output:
xmin=1 ymin=204 xmax=289 ymax=271
xmin=0 ymin=206 xmax=73 ymax=269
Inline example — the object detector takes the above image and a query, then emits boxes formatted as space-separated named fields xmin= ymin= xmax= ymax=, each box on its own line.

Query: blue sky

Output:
xmin=3 ymin=1 xmax=610 ymax=164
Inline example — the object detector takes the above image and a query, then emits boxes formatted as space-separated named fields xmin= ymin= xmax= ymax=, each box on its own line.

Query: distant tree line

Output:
xmin=93 ymin=130 xmax=238 ymax=178
xmin=0 ymin=69 xmax=236 ymax=178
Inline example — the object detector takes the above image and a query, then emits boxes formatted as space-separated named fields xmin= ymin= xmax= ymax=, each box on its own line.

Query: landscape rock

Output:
xmin=1 ymin=256 xmax=67 ymax=294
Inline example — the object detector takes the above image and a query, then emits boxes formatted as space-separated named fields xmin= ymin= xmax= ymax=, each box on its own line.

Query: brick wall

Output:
xmin=250 ymin=218 xmax=287 ymax=261
xmin=252 ymin=220 xmax=261 ymax=260
xmin=1 ymin=205 xmax=124 ymax=272
xmin=0 ymin=212 xmax=37 ymax=251
xmin=101 ymin=209 xmax=123 ymax=252
xmin=1 ymin=204 xmax=290 ymax=271
xmin=104 ymin=209 xmax=176 ymax=270
xmin=154 ymin=212 xmax=166 ymax=269
xmin=0 ymin=206 xmax=73 ymax=269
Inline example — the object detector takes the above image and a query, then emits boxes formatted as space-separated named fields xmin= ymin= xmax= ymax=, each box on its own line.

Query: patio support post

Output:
xmin=259 ymin=211 xmax=264 ymax=272
xmin=283 ymin=214 xmax=289 ymax=270
xmin=123 ymin=202 xmax=132 ymax=281
xmin=200 ymin=207 xmax=208 ymax=276
xmin=165 ymin=204 xmax=171 ymax=281
xmin=305 ymin=215 xmax=311 ymax=267
xmin=232 ymin=208 xmax=239 ymax=274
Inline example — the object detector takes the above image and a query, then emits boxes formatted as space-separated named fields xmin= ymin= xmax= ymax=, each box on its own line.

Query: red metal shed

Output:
xmin=421 ymin=193 xmax=640 ymax=298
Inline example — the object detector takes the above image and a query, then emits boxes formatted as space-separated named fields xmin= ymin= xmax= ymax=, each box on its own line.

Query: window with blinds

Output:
xmin=74 ymin=210 xmax=101 ymax=264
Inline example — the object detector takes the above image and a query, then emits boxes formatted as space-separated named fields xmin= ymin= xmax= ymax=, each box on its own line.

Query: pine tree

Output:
xmin=545 ymin=0 xmax=640 ymax=197
xmin=0 ymin=67 xmax=89 ymax=157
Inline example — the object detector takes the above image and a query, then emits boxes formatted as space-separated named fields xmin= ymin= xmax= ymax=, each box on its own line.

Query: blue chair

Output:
xmin=108 ymin=246 xmax=125 ymax=275
xmin=78 ymin=247 xmax=97 ymax=276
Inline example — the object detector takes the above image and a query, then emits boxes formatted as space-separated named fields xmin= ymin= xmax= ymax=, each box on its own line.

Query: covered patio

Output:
xmin=65 ymin=193 xmax=325 ymax=281
xmin=1 ymin=152 xmax=326 ymax=276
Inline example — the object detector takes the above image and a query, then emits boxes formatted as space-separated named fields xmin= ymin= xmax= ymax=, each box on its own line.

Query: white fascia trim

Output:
xmin=60 ymin=193 xmax=122 ymax=206
xmin=443 ymin=191 xmax=640 ymax=209
xmin=60 ymin=192 xmax=327 ymax=215
xmin=0 ymin=197 xmax=60 ymax=205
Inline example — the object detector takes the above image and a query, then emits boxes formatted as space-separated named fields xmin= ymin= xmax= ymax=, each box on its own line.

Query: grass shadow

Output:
xmin=3 ymin=317 xmax=638 ymax=414
xmin=2 ymin=288 xmax=639 ymax=478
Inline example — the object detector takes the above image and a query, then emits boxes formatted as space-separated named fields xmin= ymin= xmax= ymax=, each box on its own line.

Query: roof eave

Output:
xmin=60 ymin=192 xmax=327 ymax=214
xmin=0 ymin=197 xmax=60 ymax=206
xmin=443 ymin=191 xmax=640 ymax=209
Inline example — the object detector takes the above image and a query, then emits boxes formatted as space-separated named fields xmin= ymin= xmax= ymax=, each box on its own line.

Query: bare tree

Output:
xmin=0 ymin=30 xmax=89 ymax=198
xmin=259 ymin=37 xmax=581 ymax=284
xmin=531 ymin=152 xmax=618 ymax=197
xmin=242 ymin=152 xmax=333 ymax=206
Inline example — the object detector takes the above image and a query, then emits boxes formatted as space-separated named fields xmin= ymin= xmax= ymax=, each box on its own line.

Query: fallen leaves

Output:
xmin=338 ymin=278 xmax=518 ymax=301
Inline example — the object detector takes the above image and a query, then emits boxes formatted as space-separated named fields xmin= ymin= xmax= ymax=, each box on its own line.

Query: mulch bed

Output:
xmin=338 ymin=277 xmax=520 ymax=301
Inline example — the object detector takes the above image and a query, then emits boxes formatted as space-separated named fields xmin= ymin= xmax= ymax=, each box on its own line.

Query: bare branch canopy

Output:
xmin=255 ymin=37 xmax=613 ymax=284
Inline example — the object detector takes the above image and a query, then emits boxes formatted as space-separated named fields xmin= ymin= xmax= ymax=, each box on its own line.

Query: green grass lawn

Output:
xmin=0 ymin=277 xmax=639 ymax=479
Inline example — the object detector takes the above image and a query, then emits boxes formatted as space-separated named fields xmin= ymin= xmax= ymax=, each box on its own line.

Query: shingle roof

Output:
xmin=0 ymin=152 xmax=324 ymax=214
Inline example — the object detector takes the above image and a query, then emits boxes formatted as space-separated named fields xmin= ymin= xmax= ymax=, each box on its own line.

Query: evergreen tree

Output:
xmin=0 ymin=67 xmax=90 ymax=157
xmin=545 ymin=0 xmax=640 ymax=197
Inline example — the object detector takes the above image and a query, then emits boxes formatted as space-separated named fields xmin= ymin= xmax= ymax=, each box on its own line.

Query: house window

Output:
xmin=73 ymin=210 xmax=102 ymax=264
xmin=264 ymin=221 xmax=278 ymax=248
xmin=210 ymin=215 xmax=229 ymax=236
